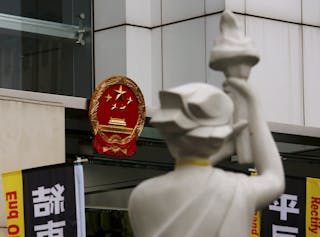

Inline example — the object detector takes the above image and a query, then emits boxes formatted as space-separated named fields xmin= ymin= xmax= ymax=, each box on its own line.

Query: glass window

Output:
xmin=0 ymin=0 xmax=92 ymax=98
xmin=0 ymin=0 xmax=71 ymax=24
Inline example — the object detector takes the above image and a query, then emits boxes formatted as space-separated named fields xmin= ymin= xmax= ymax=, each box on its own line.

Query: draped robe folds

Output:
xmin=129 ymin=166 xmax=256 ymax=237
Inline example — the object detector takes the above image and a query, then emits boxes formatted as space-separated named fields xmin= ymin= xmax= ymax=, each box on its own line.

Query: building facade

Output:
xmin=1 ymin=0 xmax=320 ymax=236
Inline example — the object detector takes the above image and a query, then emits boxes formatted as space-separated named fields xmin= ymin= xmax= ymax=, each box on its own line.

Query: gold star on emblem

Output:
xmin=115 ymin=85 xmax=127 ymax=100
xmin=105 ymin=94 xmax=112 ymax=102
xmin=127 ymin=97 xmax=133 ymax=105
xmin=111 ymin=103 xmax=117 ymax=110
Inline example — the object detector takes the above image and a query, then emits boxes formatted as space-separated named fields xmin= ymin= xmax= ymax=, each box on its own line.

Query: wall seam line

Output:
xmin=94 ymin=11 xmax=224 ymax=32
xmin=301 ymin=0 xmax=306 ymax=126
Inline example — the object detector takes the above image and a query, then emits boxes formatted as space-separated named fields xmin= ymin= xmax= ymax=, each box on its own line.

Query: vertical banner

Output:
xmin=74 ymin=165 xmax=86 ymax=237
xmin=251 ymin=211 xmax=261 ymax=237
xmin=22 ymin=165 xmax=77 ymax=237
xmin=2 ymin=171 xmax=25 ymax=237
xmin=2 ymin=164 xmax=85 ymax=237
xmin=261 ymin=177 xmax=306 ymax=237
xmin=306 ymin=177 xmax=320 ymax=237
xmin=250 ymin=170 xmax=261 ymax=237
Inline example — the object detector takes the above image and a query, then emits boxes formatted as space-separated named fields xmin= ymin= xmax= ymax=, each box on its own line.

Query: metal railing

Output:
xmin=0 ymin=13 xmax=89 ymax=45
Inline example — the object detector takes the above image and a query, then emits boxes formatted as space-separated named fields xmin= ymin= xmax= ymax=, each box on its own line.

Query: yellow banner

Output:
xmin=306 ymin=177 xmax=320 ymax=237
xmin=2 ymin=170 xmax=25 ymax=237
xmin=250 ymin=170 xmax=261 ymax=237
xmin=251 ymin=211 xmax=261 ymax=237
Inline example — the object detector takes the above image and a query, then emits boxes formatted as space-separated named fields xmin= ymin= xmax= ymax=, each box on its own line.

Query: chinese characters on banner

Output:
xmin=262 ymin=176 xmax=306 ymax=237
xmin=250 ymin=176 xmax=320 ymax=237
xmin=2 ymin=164 xmax=85 ymax=237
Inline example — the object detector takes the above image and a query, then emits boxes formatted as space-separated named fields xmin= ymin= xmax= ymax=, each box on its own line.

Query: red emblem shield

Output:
xmin=89 ymin=76 xmax=146 ymax=156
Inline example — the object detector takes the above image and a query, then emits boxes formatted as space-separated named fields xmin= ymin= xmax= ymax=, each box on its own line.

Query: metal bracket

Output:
xmin=76 ymin=13 xmax=87 ymax=46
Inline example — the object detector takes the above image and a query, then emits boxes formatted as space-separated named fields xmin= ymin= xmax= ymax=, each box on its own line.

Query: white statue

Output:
xmin=128 ymin=10 xmax=285 ymax=237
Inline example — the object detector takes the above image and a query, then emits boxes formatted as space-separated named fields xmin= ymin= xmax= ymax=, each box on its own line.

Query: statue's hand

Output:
xmin=232 ymin=119 xmax=248 ymax=136
xmin=223 ymin=78 xmax=255 ymax=102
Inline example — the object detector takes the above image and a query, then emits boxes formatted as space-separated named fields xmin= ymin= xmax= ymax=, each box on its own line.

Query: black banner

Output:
xmin=22 ymin=165 xmax=77 ymax=237
xmin=261 ymin=177 xmax=306 ymax=237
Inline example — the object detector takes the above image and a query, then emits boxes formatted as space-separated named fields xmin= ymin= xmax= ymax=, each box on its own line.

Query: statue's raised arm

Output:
xmin=128 ymin=10 xmax=284 ymax=237
xmin=225 ymin=78 xmax=285 ymax=209
xmin=210 ymin=9 xmax=285 ymax=209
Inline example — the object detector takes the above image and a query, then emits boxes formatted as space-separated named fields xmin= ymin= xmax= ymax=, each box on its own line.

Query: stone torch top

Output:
xmin=209 ymin=10 xmax=259 ymax=78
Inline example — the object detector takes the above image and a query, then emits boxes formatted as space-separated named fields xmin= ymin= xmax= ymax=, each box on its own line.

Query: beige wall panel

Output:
xmin=0 ymin=227 xmax=7 ymax=237
xmin=0 ymin=97 xmax=65 ymax=227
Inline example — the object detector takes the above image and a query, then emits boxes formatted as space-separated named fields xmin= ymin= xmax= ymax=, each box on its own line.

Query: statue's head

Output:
xmin=151 ymin=83 xmax=234 ymax=162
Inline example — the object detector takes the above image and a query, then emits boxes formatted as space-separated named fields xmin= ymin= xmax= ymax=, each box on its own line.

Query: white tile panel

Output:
xmin=0 ymin=228 xmax=7 ymax=236
xmin=150 ymin=0 xmax=162 ymax=27
xmin=206 ymin=14 xmax=224 ymax=88
xmin=126 ymin=0 xmax=151 ymax=26
xmin=246 ymin=17 xmax=303 ymax=125
xmin=94 ymin=0 xmax=126 ymax=30
xmin=163 ymin=18 xmax=206 ymax=89
xmin=94 ymin=27 xmax=127 ymax=86
xmin=126 ymin=26 xmax=152 ymax=107
xmin=206 ymin=14 xmax=245 ymax=88
xmin=0 ymin=192 xmax=5 ymax=226
xmin=246 ymin=0 xmax=301 ymax=23
xmin=162 ymin=0 xmax=205 ymax=24
xmin=205 ymin=0 xmax=225 ymax=14
xmin=94 ymin=0 xmax=161 ymax=29
xmin=303 ymin=0 xmax=320 ymax=26
xmin=126 ymin=0 xmax=161 ymax=27
xmin=303 ymin=26 xmax=320 ymax=127
xmin=225 ymin=0 xmax=245 ymax=13
xmin=151 ymin=28 xmax=162 ymax=108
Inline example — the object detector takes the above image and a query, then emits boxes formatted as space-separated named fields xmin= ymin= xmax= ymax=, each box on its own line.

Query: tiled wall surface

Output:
xmin=94 ymin=27 xmax=127 ymax=83
xmin=94 ymin=0 xmax=126 ymax=30
xmin=94 ymin=0 xmax=320 ymax=127
xmin=303 ymin=0 xmax=320 ymax=26
xmin=303 ymin=26 xmax=320 ymax=127
xmin=162 ymin=18 xmax=206 ymax=89
xmin=0 ymin=98 xmax=65 ymax=229
xmin=246 ymin=0 xmax=301 ymax=23
xmin=225 ymin=0 xmax=245 ymax=13
xmin=161 ymin=0 xmax=204 ymax=24
xmin=0 ymin=227 xmax=7 ymax=237
xmin=246 ymin=17 xmax=304 ymax=125
xmin=126 ymin=26 xmax=152 ymax=102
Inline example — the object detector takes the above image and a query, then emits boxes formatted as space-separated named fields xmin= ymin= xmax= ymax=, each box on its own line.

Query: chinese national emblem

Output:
xmin=89 ymin=75 xmax=146 ymax=157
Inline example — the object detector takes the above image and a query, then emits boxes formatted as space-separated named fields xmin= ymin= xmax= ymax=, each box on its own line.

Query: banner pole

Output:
xmin=74 ymin=157 xmax=87 ymax=237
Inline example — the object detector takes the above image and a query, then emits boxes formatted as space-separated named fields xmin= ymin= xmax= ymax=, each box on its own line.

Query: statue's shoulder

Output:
xmin=130 ymin=172 xmax=173 ymax=200
xmin=213 ymin=168 xmax=254 ymax=192
xmin=128 ymin=172 xmax=177 ymax=215
xmin=214 ymin=168 xmax=249 ymax=181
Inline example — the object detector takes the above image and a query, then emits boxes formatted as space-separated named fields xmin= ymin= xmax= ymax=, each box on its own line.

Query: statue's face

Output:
xmin=151 ymin=82 xmax=235 ymax=160
xmin=151 ymin=83 xmax=234 ymax=131
xmin=164 ymin=130 xmax=227 ymax=160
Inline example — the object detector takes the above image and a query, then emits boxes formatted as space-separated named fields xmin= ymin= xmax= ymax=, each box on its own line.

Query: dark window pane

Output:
xmin=0 ymin=0 xmax=92 ymax=98
xmin=0 ymin=0 xmax=71 ymax=24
